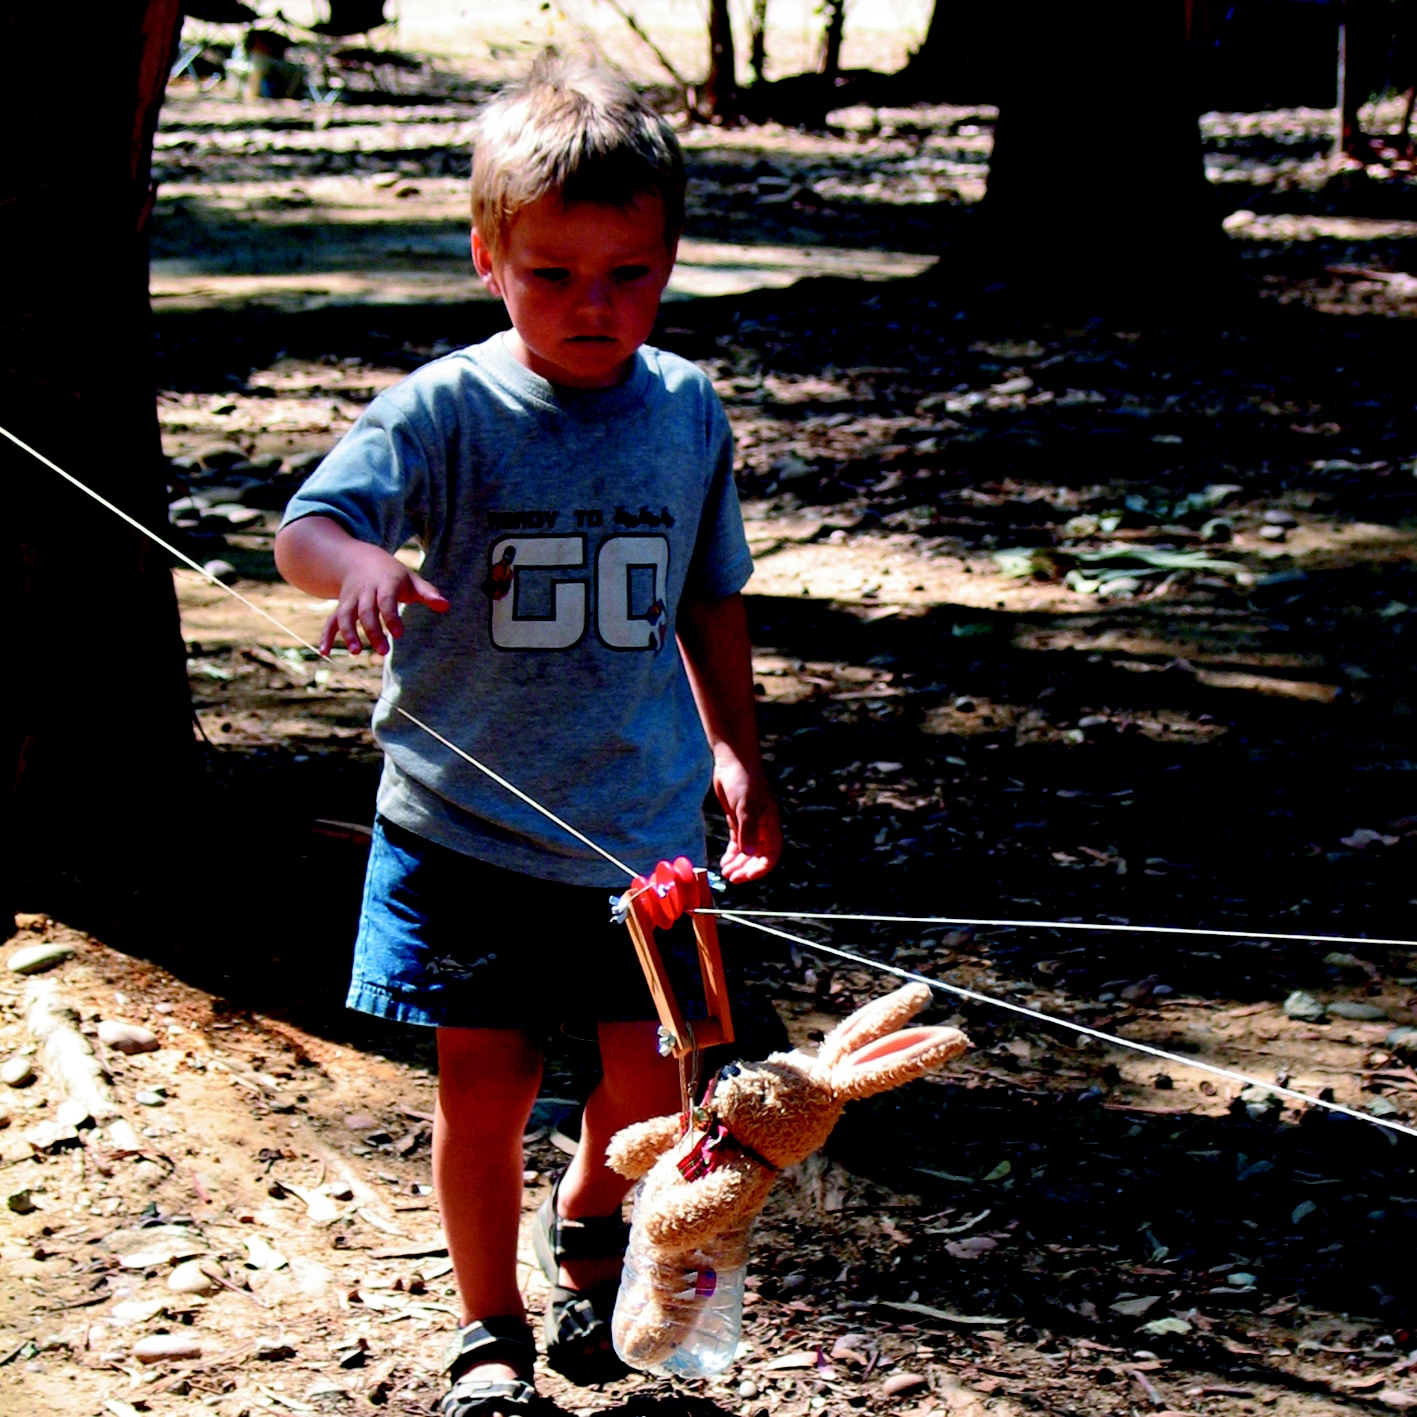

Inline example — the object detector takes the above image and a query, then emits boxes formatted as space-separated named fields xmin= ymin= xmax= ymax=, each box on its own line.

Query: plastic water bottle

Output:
xmin=612 ymin=1188 xmax=751 ymax=1379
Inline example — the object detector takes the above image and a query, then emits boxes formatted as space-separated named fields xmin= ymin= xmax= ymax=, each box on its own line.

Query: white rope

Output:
xmin=696 ymin=907 xmax=1417 ymax=951
xmin=0 ymin=422 xmax=638 ymax=882
xmin=9 ymin=421 xmax=1416 ymax=1143
xmin=712 ymin=909 xmax=1417 ymax=1142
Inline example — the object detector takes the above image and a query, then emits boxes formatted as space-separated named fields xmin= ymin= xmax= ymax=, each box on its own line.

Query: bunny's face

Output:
xmin=709 ymin=1055 xmax=844 ymax=1171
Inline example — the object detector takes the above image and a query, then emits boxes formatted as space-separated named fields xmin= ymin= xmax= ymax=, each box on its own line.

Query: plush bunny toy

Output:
xmin=606 ymin=983 xmax=969 ymax=1370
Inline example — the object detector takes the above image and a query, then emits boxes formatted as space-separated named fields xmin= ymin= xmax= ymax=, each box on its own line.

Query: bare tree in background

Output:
xmin=704 ymin=0 xmax=739 ymax=117
xmin=1 ymin=0 xmax=193 ymax=921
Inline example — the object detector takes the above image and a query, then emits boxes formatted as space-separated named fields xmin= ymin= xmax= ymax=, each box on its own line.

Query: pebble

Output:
xmin=1327 ymin=1001 xmax=1386 ymax=1021
xmin=194 ymin=441 xmax=246 ymax=469
xmin=168 ymin=1259 xmax=217 ymax=1294
xmin=98 ymin=1020 xmax=160 ymax=1055
xmin=201 ymin=559 xmax=237 ymax=584
xmin=55 ymin=1098 xmax=91 ymax=1129
xmin=1283 ymin=990 xmax=1326 ymax=1021
xmin=286 ymin=450 xmax=327 ymax=476
xmin=134 ymin=1334 xmax=203 ymax=1363
xmin=1258 ymin=524 xmax=1287 ymax=541
xmin=135 ymin=1089 xmax=166 ymax=1107
xmin=737 ymin=1381 xmax=759 ymax=1399
xmin=1 ymin=1057 xmax=35 ymax=1088
xmin=780 ymin=1271 xmax=808 ymax=1292
xmin=343 ymin=1112 xmax=379 ymax=1131
xmin=1386 ymin=1026 xmax=1417 ymax=1058
xmin=882 ymin=1373 xmax=927 ymax=1397
xmin=7 ymin=1189 xmax=36 ymax=1214
xmin=1263 ymin=508 xmax=1299 ymax=527
xmin=1227 ymin=1271 xmax=1257 ymax=1287
xmin=108 ymin=1120 xmax=143 ymax=1152
xmin=6 ymin=942 xmax=74 ymax=975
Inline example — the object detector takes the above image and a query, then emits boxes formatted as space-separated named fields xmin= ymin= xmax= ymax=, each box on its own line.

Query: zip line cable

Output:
xmin=6 ymin=420 xmax=1415 ymax=1143
xmin=713 ymin=909 xmax=1417 ymax=1142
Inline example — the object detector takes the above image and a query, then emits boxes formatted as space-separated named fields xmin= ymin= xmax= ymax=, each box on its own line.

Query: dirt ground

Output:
xmin=7 ymin=53 xmax=1417 ymax=1417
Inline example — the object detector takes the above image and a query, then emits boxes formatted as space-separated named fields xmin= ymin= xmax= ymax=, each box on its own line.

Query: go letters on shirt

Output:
xmin=485 ymin=532 xmax=671 ymax=653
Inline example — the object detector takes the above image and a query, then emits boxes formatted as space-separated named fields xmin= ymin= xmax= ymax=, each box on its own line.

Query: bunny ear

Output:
xmin=817 ymin=983 xmax=934 ymax=1068
xmin=832 ymin=1025 xmax=969 ymax=1101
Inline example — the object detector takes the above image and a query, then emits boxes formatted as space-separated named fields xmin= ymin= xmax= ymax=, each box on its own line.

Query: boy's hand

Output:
xmin=321 ymin=543 xmax=449 ymax=657
xmin=712 ymin=747 xmax=782 ymax=884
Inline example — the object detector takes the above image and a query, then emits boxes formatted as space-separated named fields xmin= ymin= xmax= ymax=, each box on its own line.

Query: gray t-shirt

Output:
xmin=282 ymin=333 xmax=753 ymax=887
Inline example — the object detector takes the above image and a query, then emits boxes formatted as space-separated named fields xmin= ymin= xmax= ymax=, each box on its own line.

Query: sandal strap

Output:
xmin=441 ymin=1374 xmax=541 ymax=1417
xmin=545 ymin=1283 xmax=617 ymax=1347
xmin=443 ymin=1317 xmax=536 ymax=1381
xmin=550 ymin=1209 xmax=631 ymax=1261
xmin=534 ymin=1176 xmax=630 ymax=1269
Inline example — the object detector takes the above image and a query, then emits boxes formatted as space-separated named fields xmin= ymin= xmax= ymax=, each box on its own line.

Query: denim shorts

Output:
xmin=347 ymin=818 xmax=712 ymax=1034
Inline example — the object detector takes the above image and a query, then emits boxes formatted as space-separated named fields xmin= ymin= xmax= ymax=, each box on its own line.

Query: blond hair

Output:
xmin=470 ymin=57 xmax=685 ymax=258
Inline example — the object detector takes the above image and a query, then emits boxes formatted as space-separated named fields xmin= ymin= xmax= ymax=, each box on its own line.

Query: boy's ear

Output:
xmin=830 ymin=1025 xmax=969 ymax=1102
xmin=471 ymin=227 xmax=502 ymax=296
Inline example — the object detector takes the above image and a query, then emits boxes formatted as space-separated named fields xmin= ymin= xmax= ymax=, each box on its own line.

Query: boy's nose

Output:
xmin=577 ymin=276 xmax=615 ymax=313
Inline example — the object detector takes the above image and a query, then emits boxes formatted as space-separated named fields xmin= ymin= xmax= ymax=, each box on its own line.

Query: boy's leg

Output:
xmin=553 ymin=1019 xmax=681 ymax=1290
xmin=435 ymin=1026 xmax=543 ymax=1361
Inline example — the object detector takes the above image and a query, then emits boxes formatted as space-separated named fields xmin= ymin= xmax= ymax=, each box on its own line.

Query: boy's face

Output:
xmin=472 ymin=191 xmax=676 ymax=390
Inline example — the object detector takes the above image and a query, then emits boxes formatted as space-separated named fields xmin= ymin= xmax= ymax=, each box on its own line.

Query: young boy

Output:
xmin=274 ymin=60 xmax=781 ymax=1417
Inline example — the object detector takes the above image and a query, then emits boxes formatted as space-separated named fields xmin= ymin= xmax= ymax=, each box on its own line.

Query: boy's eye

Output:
xmin=614 ymin=265 xmax=651 ymax=282
xmin=532 ymin=267 xmax=570 ymax=282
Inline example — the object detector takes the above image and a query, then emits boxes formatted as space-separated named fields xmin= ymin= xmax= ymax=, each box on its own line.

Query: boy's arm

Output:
xmin=677 ymin=592 xmax=782 ymax=883
xmin=274 ymin=515 xmax=448 ymax=658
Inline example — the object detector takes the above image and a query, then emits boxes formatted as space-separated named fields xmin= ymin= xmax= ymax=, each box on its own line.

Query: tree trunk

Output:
xmin=979 ymin=0 xmax=1224 ymax=313
xmin=0 ymin=0 xmax=193 ymax=924
xmin=704 ymin=0 xmax=739 ymax=119
xmin=819 ymin=0 xmax=847 ymax=86
xmin=749 ymin=0 xmax=770 ymax=87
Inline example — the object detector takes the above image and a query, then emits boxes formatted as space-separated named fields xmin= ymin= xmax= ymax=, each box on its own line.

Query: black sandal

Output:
xmin=531 ymin=1176 xmax=631 ymax=1384
xmin=440 ymin=1317 xmax=543 ymax=1416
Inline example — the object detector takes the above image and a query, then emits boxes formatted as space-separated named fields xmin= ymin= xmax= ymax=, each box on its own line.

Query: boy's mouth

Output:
xmin=568 ymin=335 xmax=615 ymax=344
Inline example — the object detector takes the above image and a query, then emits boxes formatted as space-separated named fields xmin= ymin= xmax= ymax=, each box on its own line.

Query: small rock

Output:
xmin=737 ymin=1380 xmax=759 ymax=1399
xmin=255 ymin=1340 xmax=297 ymax=1360
xmin=1141 ymin=1317 xmax=1192 ymax=1337
xmin=1227 ymin=1271 xmax=1257 ymax=1287
xmin=1111 ymin=1296 xmax=1161 ymax=1317
xmin=134 ymin=1334 xmax=203 ymax=1363
xmin=328 ymin=1182 xmax=355 ymax=1201
xmin=1263 ymin=508 xmax=1298 ymax=528
xmin=1377 ymin=1391 xmax=1417 ymax=1410
xmin=344 ymin=1112 xmax=379 ymax=1131
xmin=1368 ymin=1098 xmax=1400 ymax=1117
xmin=1 ymin=1057 xmax=35 ymax=1088
xmin=7 ymin=1188 xmax=36 ymax=1214
xmin=135 ymin=1089 xmax=167 ymax=1107
xmin=780 ymin=1271 xmax=808 ymax=1292
xmin=107 ymin=1119 xmax=143 ymax=1153
xmin=13 ymin=912 xmax=47 ymax=931
xmin=98 ymin=1020 xmax=160 ymax=1055
xmin=55 ymin=1098 xmax=91 ymax=1129
xmin=1283 ymin=991 xmax=1326 ymax=1021
xmin=1386 ymin=1026 xmax=1417 ymax=1058
xmin=1327 ymin=1001 xmax=1387 ymax=1021
xmin=1259 ymin=524 xmax=1287 ymax=542
xmin=201 ymin=558 xmax=237 ymax=584
xmin=285 ymin=450 xmax=327 ymax=477
xmin=194 ymin=441 xmax=246 ymax=470
xmin=168 ymin=1259 xmax=218 ymax=1295
xmin=1341 ymin=827 xmax=1399 ymax=850
xmin=6 ymin=942 xmax=74 ymax=975
xmin=882 ymin=1372 xmax=927 ymax=1397
xmin=111 ymin=1298 xmax=167 ymax=1326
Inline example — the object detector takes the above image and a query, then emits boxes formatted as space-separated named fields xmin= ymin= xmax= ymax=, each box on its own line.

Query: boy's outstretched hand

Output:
xmin=321 ymin=550 xmax=448 ymax=658
xmin=274 ymin=515 xmax=449 ymax=657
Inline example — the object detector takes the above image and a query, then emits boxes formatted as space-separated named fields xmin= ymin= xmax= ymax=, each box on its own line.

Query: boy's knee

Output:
xmin=436 ymin=1027 xmax=542 ymax=1125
